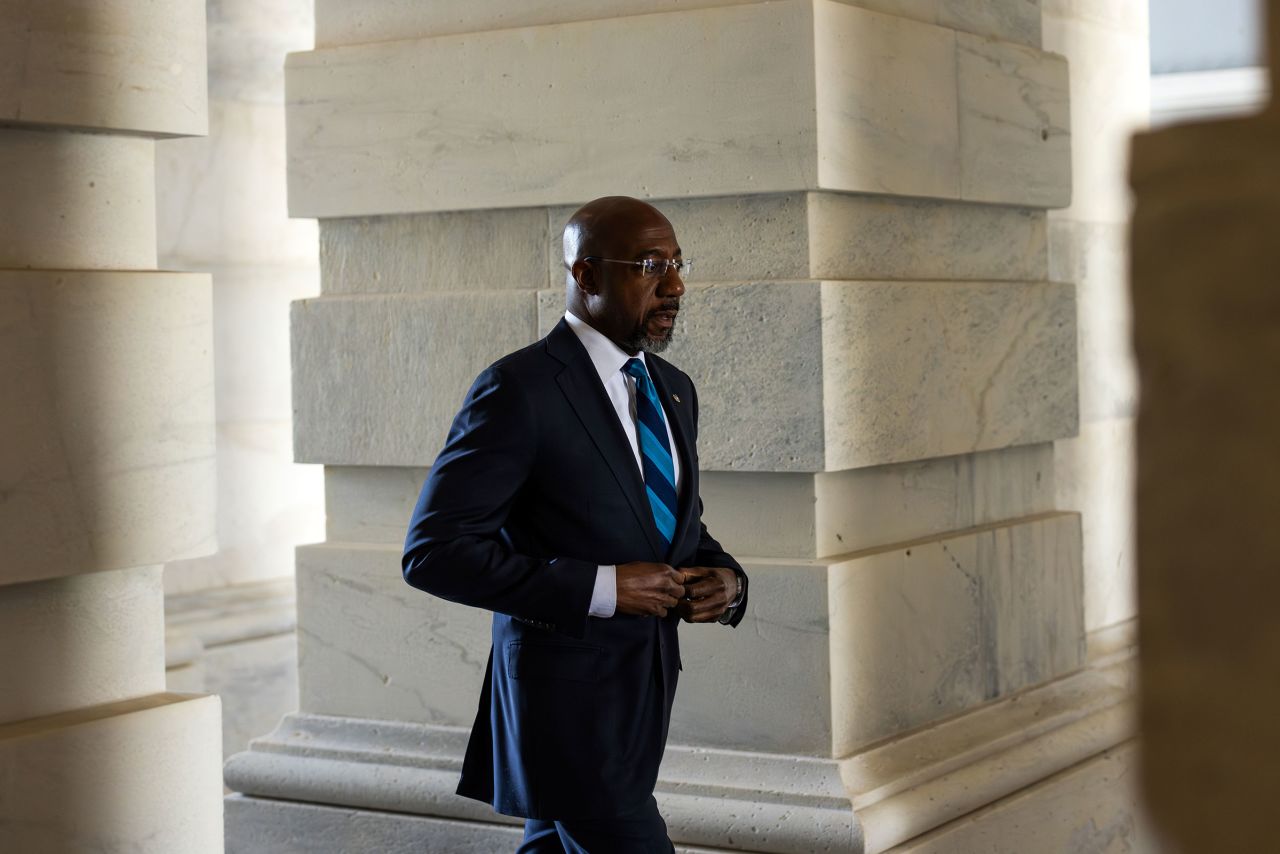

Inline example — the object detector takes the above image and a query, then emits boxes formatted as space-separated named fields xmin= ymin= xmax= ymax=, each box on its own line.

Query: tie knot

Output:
xmin=622 ymin=358 xmax=648 ymax=382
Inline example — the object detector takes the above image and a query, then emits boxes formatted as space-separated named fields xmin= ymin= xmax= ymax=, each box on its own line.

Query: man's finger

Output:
xmin=686 ymin=578 xmax=721 ymax=599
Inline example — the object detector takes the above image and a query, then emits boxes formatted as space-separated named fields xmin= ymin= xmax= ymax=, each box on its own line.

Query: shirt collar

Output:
xmin=564 ymin=310 xmax=645 ymax=387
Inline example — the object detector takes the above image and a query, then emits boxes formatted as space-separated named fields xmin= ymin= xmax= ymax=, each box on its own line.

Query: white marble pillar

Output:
xmin=154 ymin=0 xmax=320 ymax=762
xmin=0 ymin=1 xmax=224 ymax=850
xmin=1042 ymin=0 xmax=1150 ymax=637
xmin=226 ymin=2 xmax=1150 ymax=851
xmin=1132 ymin=2 xmax=1280 ymax=850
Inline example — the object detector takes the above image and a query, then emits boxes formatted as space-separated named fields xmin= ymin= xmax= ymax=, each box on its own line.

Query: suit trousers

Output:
xmin=516 ymin=796 xmax=674 ymax=854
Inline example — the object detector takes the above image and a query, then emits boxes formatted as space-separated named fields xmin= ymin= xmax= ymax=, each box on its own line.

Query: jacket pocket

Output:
xmin=507 ymin=641 xmax=602 ymax=683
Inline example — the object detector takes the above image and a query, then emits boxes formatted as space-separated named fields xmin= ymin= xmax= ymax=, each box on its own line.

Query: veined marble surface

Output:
xmin=286 ymin=1 xmax=1069 ymax=217
xmin=293 ymin=278 xmax=1075 ymax=471
xmin=291 ymin=508 xmax=1082 ymax=757
xmin=831 ymin=511 xmax=1085 ymax=753
xmin=0 ymin=271 xmax=216 ymax=585
xmin=315 ymin=0 xmax=1042 ymax=49
xmin=290 ymin=291 xmax=538 ymax=466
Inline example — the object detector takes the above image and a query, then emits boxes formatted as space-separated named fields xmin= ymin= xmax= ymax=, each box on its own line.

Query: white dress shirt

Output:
xmin=564 ymin=311 xmax=683 ymax=619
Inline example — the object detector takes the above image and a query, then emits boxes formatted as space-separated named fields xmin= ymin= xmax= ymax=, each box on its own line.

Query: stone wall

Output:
xmin=225 ymin=1 xmax=1154 ymax=850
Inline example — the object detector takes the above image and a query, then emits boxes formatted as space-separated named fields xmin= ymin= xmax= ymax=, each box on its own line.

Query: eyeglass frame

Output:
xmin=580 ymin=256 xmax=692 ymax=279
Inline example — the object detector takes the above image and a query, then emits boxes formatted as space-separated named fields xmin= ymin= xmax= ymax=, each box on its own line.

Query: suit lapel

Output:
xmin=646 ymin=358 xmax=697 ymax=552
xmin=547 ymin=321 xmax=665 ymax=558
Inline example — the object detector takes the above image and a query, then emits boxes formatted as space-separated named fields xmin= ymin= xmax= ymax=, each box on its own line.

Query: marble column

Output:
xmin=1131 ymin=1 xmax=1280 ymax=850
xmin=226 ymin=2 xmax=1148 ymax=851
xmin=155 ymin=0 xmax=320 ymax=762
xmin=1043 ymin=0 xmax=1149 ymax=637
xmin=0 ymin=1 xmax=223 ymax=851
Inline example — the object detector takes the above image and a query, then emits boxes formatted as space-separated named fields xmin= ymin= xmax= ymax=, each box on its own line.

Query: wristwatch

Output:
xmin=717 ymin=570 xmax=745 ymax=624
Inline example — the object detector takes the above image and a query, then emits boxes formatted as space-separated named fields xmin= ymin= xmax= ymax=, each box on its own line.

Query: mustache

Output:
xmin=650 ymin=300 xmax=681 ymax=314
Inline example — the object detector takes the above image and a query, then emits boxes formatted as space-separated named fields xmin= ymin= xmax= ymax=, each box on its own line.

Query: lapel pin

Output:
xmin=672 ymin=393 xmax=681 ymax=403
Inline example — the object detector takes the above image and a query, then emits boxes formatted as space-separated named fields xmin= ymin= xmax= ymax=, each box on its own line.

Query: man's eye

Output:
xmin=641 ymin=260 xmax=658 ymax=275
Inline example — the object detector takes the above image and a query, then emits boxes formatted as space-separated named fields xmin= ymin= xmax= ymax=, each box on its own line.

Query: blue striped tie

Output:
xmin=623 ymin=358 xmax=678 ymax=551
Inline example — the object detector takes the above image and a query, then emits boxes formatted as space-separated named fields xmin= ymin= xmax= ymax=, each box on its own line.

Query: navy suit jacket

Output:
xmin=402 ymin=318 xmax=747 ymax=820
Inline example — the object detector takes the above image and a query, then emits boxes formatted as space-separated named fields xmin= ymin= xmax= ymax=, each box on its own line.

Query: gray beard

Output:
xmin=624 ymin=330 xmax=673 ymax=354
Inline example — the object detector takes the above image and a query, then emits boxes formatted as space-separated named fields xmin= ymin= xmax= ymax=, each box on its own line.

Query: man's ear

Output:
xmin=571 ymin=259 xmax=598 ymax=295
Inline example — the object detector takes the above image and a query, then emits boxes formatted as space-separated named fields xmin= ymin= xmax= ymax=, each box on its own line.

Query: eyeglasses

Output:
xmin=583 ymin=256 xmax=693 ymax=279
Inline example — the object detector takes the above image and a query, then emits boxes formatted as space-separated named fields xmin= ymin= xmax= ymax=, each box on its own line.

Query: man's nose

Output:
xmin=658 ymin=267 xmax=685 ymax=298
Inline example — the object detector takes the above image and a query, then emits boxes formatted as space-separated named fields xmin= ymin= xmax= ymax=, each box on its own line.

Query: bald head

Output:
xmin=561 ymin=196 xmax=685 ymax=355
xmin=562 ymin=196 xmax=673 ymax=273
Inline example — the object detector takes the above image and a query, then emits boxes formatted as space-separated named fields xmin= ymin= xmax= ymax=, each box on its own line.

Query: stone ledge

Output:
xmin=225 ymin=712 xmax=858 ymax=854
xmin=224 ymin=635 xmax=1132 ymax=853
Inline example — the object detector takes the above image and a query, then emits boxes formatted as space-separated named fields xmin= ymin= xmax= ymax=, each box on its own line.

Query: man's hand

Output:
xmin=615 ymin=562 xmax=686 ymax=617
xmin=675 ymin=566 xmax=738 ymax=623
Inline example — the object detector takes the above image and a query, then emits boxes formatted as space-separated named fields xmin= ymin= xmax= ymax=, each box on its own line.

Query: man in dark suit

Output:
xmin=402 ymin=196 xmax=748 ymax=853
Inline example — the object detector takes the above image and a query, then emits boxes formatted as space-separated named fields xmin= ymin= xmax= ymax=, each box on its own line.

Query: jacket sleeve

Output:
xmin=688 ymin=380 xmax=749 ymax=628
xmin=401 ymin=364 xmax=597 ymax=638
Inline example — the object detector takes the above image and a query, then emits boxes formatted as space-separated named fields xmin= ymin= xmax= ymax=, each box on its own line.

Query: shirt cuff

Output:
xmin=587 ymin=564 xmax=617 ymax=618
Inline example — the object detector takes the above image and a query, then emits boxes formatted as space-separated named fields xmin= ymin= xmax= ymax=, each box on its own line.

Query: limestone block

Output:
xmin=291 ymin=291 xmax=537 ymax=465
xmin=0 ymin=129 xmax=157 ymax=270
xmin=0 ymin=271 xmax=216 ymax=585
xmin=956 ymin=32 xmax=1072 ymax=207
xmin=673 ymin=560 xmax=833 ymax=755
xmin=302 ymin=278 xmax=1075 ymax=473
xmin=0 ymin=0 xmax=208 ymax=136
xmin=813 ymin=3 xmax=961 ymax=200
xmin=0 ymin=693 xmax=223 ymax=853
xmin=326 ymin=465 xmax=430 ymax=545
xmin=303 ymin=512 xmax=1081 ymax=754
xmin=287 ymin=1 xmax=1069 ymax=217
xmin=295 ymin=543 xmax=492 ymax=725
xmin=546 ymin=192 xmax=1049 ymax=290
xmin=0 ymin=566 xmax=165 ymax=725
xmin=540 ymin=278 xmax=1077 ymax=472
xmin=891 ymin=744 xmax=1157 ymax=853
xmin=700 ymin=443 xmax=1057 ymax=558
xmin=820 ymin=279 xmax=1078 ymax=470
xmin=321 ymin=208 xmax=548 ymax=294
xmin=1054 ymin=416 xmax=1135 ymax=633
xmin=314 ymin=0 xmax=1041 ymax=49
xmin=806 ymin=193 xmax=1049 ymax=283
xmin=830 ymin=512 xmax=1084 ymax=753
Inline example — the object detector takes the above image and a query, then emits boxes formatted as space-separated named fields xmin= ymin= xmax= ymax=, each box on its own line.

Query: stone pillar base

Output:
xmin=226 ymin=626 xmax=1143 ymax=853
